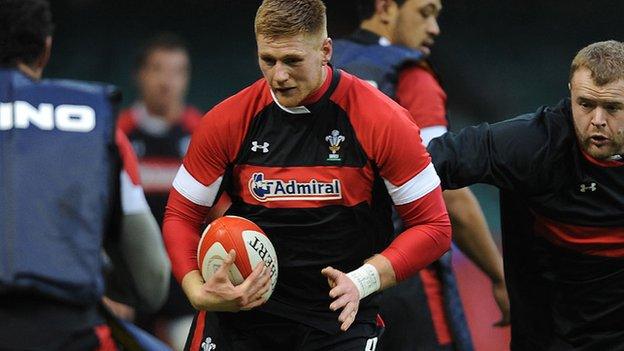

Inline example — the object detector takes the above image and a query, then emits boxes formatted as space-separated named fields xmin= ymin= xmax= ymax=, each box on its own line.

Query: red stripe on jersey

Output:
xmin=190 ymin=311 xmax=207 ymax=351
xmin=533 ymin=213 xmax=624 ymax=257
xmin=234 ymin=164 xmax=374 ymax=208
xmin=138 ymin=157 xmax=181 ymax=193
xmin=420 ymin=267 xmax=453 ymax=345
xmin=395 ymin=65 xmax=448 ymax=128
xmin=115 ymin=129 xmax=141 ymax=185
xmin=330 ymin=70 xmax=432 ymax=187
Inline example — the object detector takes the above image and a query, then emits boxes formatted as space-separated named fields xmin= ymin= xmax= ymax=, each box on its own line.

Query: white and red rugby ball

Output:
xmin=197 ymin=215 xmax=278 ymax=300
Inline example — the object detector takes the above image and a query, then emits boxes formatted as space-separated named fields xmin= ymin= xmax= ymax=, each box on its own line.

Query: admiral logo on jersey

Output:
xmin=249 ymin=173 xmax=342 ymax=202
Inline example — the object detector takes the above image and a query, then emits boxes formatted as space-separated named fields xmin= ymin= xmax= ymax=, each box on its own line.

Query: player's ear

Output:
xmin=31 ymin=36 xmax=52 ymax=78
xmin=321 ymin=37 xmax=332 ymax=66
xmin=378 ymin=0 xmax=397 ymax=23
xmin=376 ymin=0 xmax=389 ymax=15
xmin=40 ymin=36 xmax=52 ymax=69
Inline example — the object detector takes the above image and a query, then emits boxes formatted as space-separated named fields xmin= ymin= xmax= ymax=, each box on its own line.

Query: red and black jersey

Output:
xmin=429 ymin=98 xmax=624 ymax=350
xmin=165 ymin=68 xmax=450 ymax=334
xmin=118 ymin=105 xmax=202 ymax=223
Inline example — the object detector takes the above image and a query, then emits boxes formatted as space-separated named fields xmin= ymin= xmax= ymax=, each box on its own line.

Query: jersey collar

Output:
xmin=580 ymin=148 xmax=624 ymax=168
xmin=271 ymin=66 xmax=340 ymax=115
xmin=270 ymin=90 xmax=312 ymax=114
xmin=133 ymin=103 xmax=173 ymax=135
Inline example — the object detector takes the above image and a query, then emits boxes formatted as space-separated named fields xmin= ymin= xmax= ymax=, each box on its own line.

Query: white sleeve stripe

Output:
xmin=383 ymin=163 xmax=441 ymax=205
xmin=419 ymin=125 xmax=448 ymax=147
xmin=120 ymin=170 xmax=150 ymax=215
xmin=172 ymin=165 xmax=222 ymax=207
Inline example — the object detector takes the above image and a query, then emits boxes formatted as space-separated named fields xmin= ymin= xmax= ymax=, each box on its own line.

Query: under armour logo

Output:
xmin=201 ymin=337 xmax=216 ymax=350
xmin=251 ymin=141 xmax=269 ymax=153
xmin=579 ymin=182 xmax=597 ymax=192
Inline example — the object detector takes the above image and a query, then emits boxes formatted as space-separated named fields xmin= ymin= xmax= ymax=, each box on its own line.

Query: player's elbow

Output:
xmin=382 ymin=215 xmax=452 ymax=282
xmin=420 ymin=203 xmax=453 ymax=252
xmin=121 ymin=211 xmax=172 ymax=312
xmin=425 ymin=214 xmax=452 ymax=256
xmin=137 ymin=261 xmax=171 ymax=312
xmin=437 ymin=218 xmax=453 ymax=253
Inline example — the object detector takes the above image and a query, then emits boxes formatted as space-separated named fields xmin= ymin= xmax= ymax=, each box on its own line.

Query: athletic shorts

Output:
xmin=184 ymin=309 xmax=384 ymax=351
xmin=0 ymin=293 xmax=115 ymax=351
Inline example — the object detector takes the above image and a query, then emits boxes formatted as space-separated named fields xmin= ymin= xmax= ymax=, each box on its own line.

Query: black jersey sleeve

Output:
xmin=428 ymin=111 xmax=554 ymax=193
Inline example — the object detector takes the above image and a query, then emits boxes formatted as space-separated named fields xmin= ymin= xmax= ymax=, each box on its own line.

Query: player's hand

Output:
xmin=321 ymin=266 xmax=360 ymax=331
xmin=190 ymin=250 xmax=271 ymax=312
xmin=102 ymin=296 xmax=136 ymax=321
xmin=492 ymin=278 xmax=511 ymax=327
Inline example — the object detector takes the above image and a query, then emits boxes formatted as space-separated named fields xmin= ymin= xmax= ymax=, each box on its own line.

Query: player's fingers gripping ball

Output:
xmin=197 ymin=215 xmax=278 ymax=300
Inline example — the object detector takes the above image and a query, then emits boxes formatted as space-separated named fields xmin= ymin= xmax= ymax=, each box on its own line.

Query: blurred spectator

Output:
xmin=118 ymin=33 xmax=200 ymax=224
xmin=118 ymin=33 xmax=228 ymax=351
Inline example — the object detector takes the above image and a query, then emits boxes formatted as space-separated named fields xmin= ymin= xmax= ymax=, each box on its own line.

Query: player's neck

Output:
xmin=360 ymin=20 xmax=392 ymax=43
xmin=144 ymin=101 xmax=184 ymax=124
xmin=16 ymin=62 xmax=43 ymax=80
xmin=300 ymin=65 xmax=332 ymax=105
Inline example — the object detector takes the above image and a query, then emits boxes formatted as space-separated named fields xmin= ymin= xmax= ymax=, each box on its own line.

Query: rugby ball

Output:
xmin=197 ymin=215 xmax=278 ymax=301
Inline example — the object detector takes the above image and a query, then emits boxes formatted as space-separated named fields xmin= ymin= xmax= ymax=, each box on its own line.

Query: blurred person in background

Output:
xmin=118 ymin=33 xmax=201 ymax=226
xmin=117 ymin=33 xmax=228 ymax=351
xmin=0 ymin=0 xmax=170 ymax=349
xmin=332 ymin=1 xmax=509 ymax=350
xmin=429 ymin=40 xmax=624 ymax=350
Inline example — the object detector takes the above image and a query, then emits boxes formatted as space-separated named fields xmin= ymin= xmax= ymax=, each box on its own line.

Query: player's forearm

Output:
xmin=444 ymin=187 xmax=504 ymax=283
xmin=344 ymin=187 xmax=450 ymax=300
xmin=365 ymin=254 xmax=396 ymax=290
xmin=181 ymin=269 xmax=216 ymax=310
xmin=348 ymin=217 xmax=450 ymax=299
xmin=381 ymin=217 xmax=451 ymax=283
xmin=120 ymin=211 xmax=171 ymax=312
xmin=380 ymin=186 xmax=452 ymax=283
xmin=163 ymin=189 xmax=209 ymax=282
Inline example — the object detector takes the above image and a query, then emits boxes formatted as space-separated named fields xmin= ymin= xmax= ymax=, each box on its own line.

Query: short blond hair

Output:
xmin=255 ymin=0 xmax=327 ymax=40
xmin=570 ymin=40 xmax=624 ymax=86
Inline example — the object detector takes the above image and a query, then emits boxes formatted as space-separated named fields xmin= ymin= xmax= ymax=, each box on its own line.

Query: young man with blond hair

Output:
xmin=429 ymin=40 xmax=624 ymax=350
xmin=163 ymin=0 xmax=453 ymax=349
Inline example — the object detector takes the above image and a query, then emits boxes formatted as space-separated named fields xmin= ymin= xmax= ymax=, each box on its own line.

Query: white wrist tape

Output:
xmin=346 ymin=264 xmax=381 ymax=300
